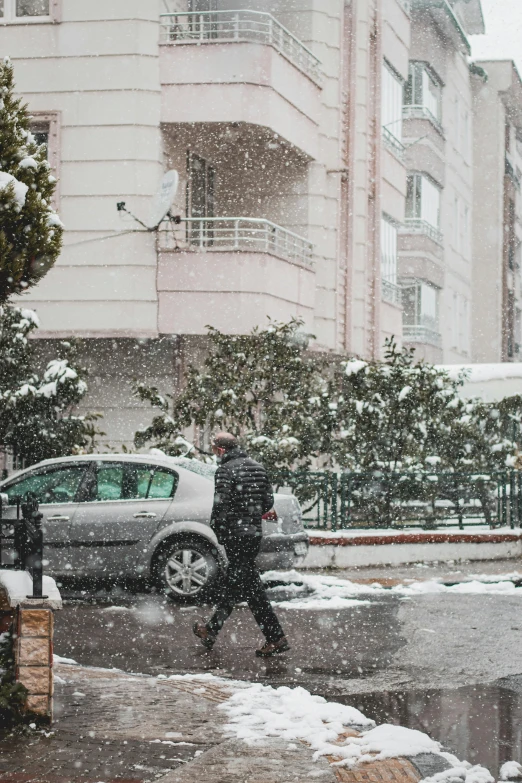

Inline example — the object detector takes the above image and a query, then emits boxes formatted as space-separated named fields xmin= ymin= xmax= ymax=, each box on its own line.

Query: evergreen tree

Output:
xmin=0 ymin=58 xmax=63 ymax=302
xmin=0 ymin=304 xmax=101 ymax=468
xmin=135 ymin=319 xmax=332 ymax=472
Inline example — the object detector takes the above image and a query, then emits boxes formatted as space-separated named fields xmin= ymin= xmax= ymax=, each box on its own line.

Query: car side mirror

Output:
xmin=0 ymin=493 xmax=8 ymax=508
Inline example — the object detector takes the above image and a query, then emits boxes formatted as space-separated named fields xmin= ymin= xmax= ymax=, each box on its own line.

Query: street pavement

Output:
xmin=3 ymin=560 xmax=522 ymax=782
xmin=53 ymin=560 xmax=522 ymax=697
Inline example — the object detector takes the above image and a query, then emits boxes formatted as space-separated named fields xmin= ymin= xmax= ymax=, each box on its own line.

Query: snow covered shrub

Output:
xmin=134 ymin=319 xmax=332 ymax=472
xmin=0 ymin=58 xmax=63 ymax=302
xmin=0 ymin=305 xmax=102 ymax=467
xmin=135 ymin=326 xmax=515 ymax=478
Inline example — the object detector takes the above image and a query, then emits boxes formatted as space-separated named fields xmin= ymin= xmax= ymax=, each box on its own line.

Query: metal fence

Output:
xmin=159 ymin=10 xmax=322 ymax=83
xmin=272 ymin=470 xmax=522 ymax=531
xmin=0 ymin=492 xmax=45 ymax=599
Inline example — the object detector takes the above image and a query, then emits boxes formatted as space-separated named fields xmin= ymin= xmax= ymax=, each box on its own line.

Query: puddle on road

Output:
xmin=342 ymin=682 xmax=522 ymax=776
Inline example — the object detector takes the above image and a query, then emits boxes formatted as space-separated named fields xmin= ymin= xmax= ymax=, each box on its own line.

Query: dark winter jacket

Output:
xmin=210 ymin=447 xmax=274 ymax=540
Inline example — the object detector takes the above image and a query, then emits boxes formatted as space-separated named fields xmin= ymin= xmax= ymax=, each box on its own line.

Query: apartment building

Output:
xmin=397 ymin=0 xmax=484 ymax=363
xmin=471 ymin=60 xmax=522 ymax=363
xmin=1 ymin=0 xmax=496 ymax=448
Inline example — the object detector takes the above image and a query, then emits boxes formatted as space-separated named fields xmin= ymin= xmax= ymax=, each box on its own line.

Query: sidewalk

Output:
xmin=0 ymin=661 xmax=487 ymax=783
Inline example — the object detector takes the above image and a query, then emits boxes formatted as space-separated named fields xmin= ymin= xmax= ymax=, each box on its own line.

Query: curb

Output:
xmin=302 ymin=529 xmax=522 ymax=568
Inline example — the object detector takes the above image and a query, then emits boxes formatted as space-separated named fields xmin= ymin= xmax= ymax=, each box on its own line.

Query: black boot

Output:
xmin=255 ymin=636 xmax=290 ymax=657
xmin=193 ymin=621 xmax=216 ymax=650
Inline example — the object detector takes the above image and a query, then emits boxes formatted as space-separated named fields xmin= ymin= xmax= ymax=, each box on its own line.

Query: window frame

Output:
xmin=0 ymin=0 xmax=60 ymax=23
xmin=404 ymin=61 xmax=443 ymax=123
xmin=406 ymin=172 xmax=441 ymax=229
xmin=382 ymin=60 xmax=404 ymax=143
xmin=29 ymin=111 xmax=61 ymax=208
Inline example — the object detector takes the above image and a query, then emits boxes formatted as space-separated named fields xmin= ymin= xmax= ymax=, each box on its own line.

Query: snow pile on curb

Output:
xmin=418 ymin=755 xmax=494 ymax=783
xmin=220 ymin=683 xmax=373 ymax=747
xmin=314 ymin=723 xmax=441 ymax=766
xmin=220 ymin=680 xmax=495 ymax=782
xmin=263 ymin=570 xmax=522 ymax=609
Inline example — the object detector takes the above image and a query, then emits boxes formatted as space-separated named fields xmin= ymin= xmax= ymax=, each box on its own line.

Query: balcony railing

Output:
xmin=400 ymin=218 xmax=443 ymax=245
xmin=159 ymin=10 xmax=322 ymax=83
xmin=403 ymin=324 xmax=442 ymax=348
xmin=382 ymin=127 xmax=405 ymax=160
xmin=402 ymin=105 xmax=444 ymax=135
xmin=382 ymin=278 xmax=403 ymax=306
xmin=160 ymin=217 xmax=314 ymax=266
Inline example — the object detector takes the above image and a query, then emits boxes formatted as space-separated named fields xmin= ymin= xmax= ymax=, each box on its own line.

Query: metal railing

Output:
xmin=382 ymin=127 xmax=405 ymax=160
xmin=159 ymin=10 xmax=322 ymax=83
xmin=272 ymin=470 xmax=522 ymax=531
xmin=382 ymin=278 xmax=403 ymax=306
xmin=403 ymin=324 xmax=442 ymax=347
xmin=400 ymin=218 xmax=443 ymax=245
xmin=0 ymin=492 xmax=45 ymax=599
xmin=402 ymin=104 xmax=444 ymax=135
xmin=160 ymin=217 xmax=314 ymax=266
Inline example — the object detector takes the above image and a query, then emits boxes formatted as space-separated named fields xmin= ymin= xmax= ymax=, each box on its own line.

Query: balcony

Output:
xmin=403 ymin=324 xmax=442 ymax=348
xmin=160 ymin=10 xmax=321 ymax=83
xmin=159 ymin=217 xmax=313 ymax=266
xmin=400 ymin=218 xmax=443 ymax=246
xmin=159 ymin=10 xmax=322 ymax=158
xmin=403 ymin=105 xmax=444 ymax=136
xmin=157 ymin=217 xmax=315 ymax=336
xmin=381 ymin=278 xmax=403 ymax=306
xmin=382 ymin=127 xmax=405 ymax=161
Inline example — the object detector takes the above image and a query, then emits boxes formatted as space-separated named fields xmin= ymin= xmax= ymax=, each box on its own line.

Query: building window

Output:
xmin=406 ymin=174 xmax=441 ymax=229
xmin=382 ymin=62 xmax=403 ymax=142
xmin=381 ymin=216 xmax=401 ymax=305
xmin=404 ymin=62 xmax=442 ymax=123
xmin=186 ymin=151 xmax=215 ymax=246
xmin=0 ymin=0 xmax=54 ymax=18
xmin=402 ymin=280 xmax=439 ymax=332
xmin=16 ymin=0 xmax=48 ymax=15
xmin=29 ymin=112 xmax=60 ymax=206
xmin=187 ymin=0 xmax=217 ymax=9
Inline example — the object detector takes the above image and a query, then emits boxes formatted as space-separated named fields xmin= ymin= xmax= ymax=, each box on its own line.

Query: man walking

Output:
xmin=193 ymin=432 xmax=289 ymax=657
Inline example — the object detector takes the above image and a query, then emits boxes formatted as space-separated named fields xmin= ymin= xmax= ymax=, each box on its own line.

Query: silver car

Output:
xmin=0 ymin=453 xmax=309 ymax=602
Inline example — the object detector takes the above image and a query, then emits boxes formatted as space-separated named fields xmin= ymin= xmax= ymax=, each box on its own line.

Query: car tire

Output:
xmin=152 ymin=535 xmax=221 ymax=604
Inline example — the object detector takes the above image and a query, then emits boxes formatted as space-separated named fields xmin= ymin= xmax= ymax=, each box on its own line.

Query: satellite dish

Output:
xmin=149 ymin=170 xmax=179 ymax=229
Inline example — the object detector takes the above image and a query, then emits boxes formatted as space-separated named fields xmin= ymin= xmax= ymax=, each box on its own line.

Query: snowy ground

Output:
xmin=262 ymin=569 xmax=522 ymax=609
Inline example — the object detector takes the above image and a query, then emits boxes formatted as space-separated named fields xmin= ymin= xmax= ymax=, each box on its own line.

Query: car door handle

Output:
xmin=133 ymin=512 xmax=157 ymax=519
xmin=47 ymin=515 xmax=70 ymax=522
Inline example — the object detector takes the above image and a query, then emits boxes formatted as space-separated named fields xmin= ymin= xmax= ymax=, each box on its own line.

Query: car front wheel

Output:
xmin=153 ymin=536 xmax=221 ymax=604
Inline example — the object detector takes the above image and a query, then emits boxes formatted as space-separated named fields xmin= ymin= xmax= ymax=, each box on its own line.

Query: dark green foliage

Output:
xmin=0 ymin=631 xmax=27 ymax=726
xmin=0 ymin=58 xmax=63 ymax=302
xmin=0 ymin=304 xmax=102 ymax=467
xmin=135 ymin=325 xmax=517 ymax=475
xmin=135 ymin=319 xmax=333 ymax=471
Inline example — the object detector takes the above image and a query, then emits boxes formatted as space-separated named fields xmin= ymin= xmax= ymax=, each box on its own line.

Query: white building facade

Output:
xmin=2 ymin=0 xmax=503 ymax=449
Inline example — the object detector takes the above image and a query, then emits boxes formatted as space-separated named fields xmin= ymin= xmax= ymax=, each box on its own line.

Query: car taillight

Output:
xmin=262 ymin=509 xmax=278 ymax=521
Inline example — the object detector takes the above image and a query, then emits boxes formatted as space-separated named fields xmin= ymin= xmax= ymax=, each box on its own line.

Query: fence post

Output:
xmin=330 ymin=473 xmax=338 ymax=532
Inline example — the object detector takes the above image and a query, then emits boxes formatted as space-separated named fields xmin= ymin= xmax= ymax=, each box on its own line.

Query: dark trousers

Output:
xmin=207 ymin=535 xmax=285 ymax=643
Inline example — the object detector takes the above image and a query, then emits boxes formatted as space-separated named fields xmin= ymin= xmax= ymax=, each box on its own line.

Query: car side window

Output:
xmin=4 ymin=465 xmax=87 ymax=505
xmin=94 ymin=463 xmax=125 ymax=501
xmin=123 ymin=465 xmax=178 ymax=500
xmin=148 ymin=469 xmax=177 ymax=499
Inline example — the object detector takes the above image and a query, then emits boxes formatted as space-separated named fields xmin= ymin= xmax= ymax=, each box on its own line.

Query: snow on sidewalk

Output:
xmin=262 ymin=569 xmax=522 ymax=609
xmin=218 ymin=678 xmax=495 ymax=783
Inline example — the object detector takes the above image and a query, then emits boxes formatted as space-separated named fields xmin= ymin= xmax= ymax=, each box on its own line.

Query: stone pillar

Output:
xmin=0 ymin=571 xmax=62 ymax=724
xmin=15 ymin=607 xmax=54 ymax=722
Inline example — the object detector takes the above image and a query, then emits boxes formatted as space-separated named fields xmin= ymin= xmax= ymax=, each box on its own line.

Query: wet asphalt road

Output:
xmin=53 ymin=566 xmax=522 ymax=700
